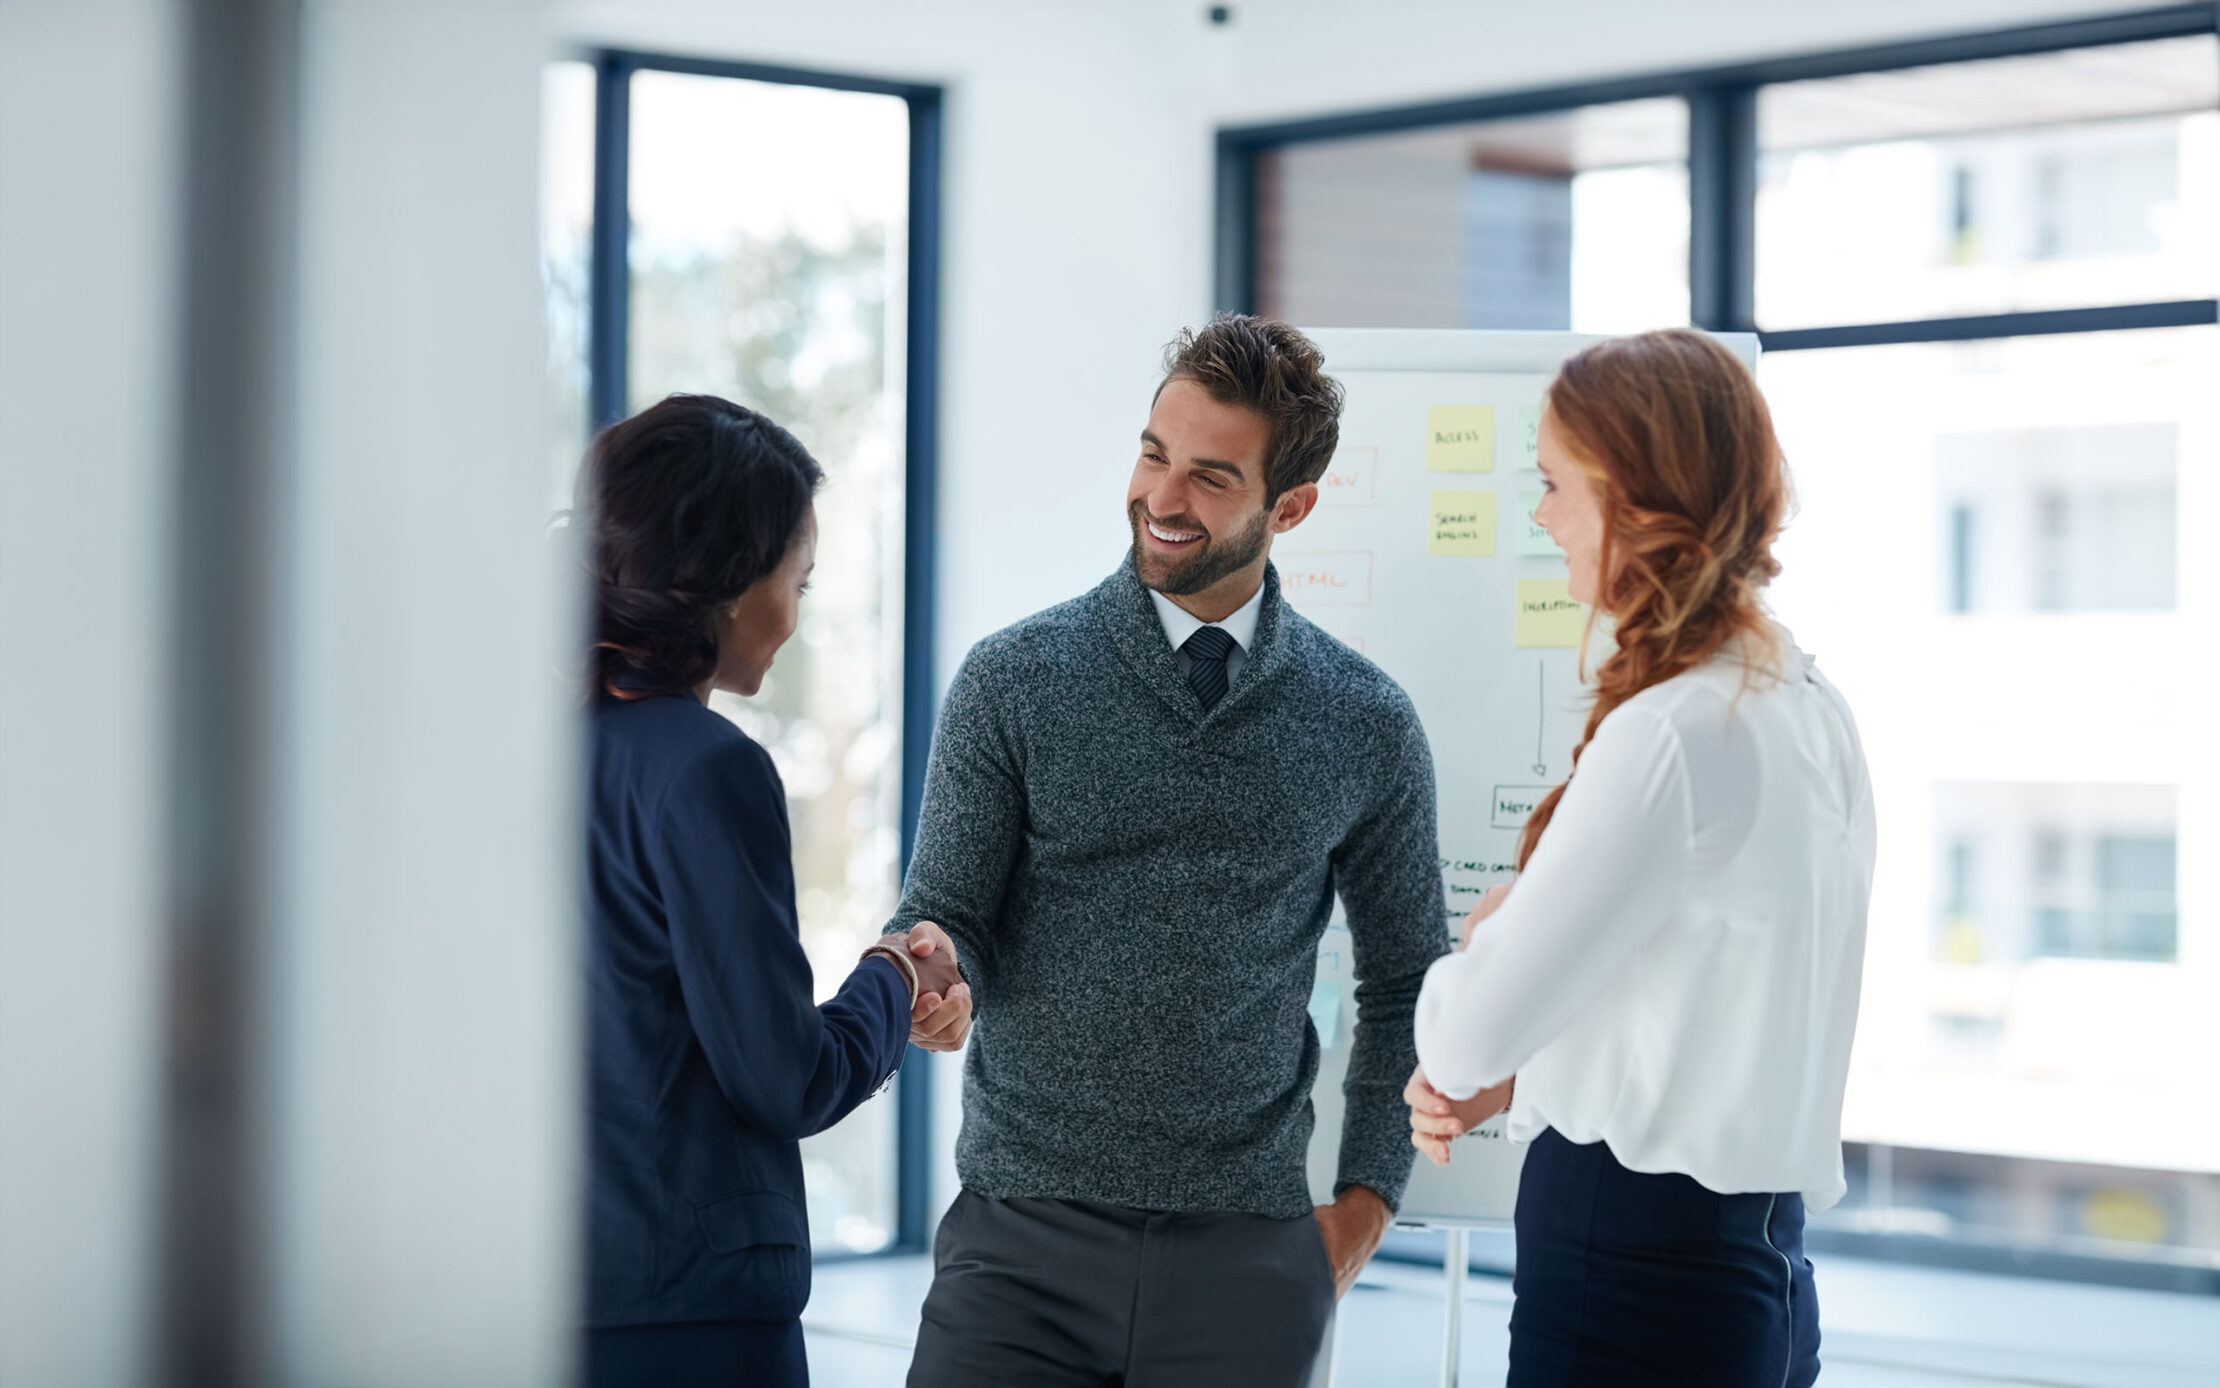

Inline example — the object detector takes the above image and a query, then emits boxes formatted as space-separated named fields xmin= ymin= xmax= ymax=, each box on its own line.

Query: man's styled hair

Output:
xmin=1159 ymin=314 xmax=1345 ymax=505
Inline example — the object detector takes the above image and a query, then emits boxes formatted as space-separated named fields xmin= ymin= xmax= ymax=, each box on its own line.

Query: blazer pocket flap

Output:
xmin=692 ymin=1189 xmax=808 ymax=1255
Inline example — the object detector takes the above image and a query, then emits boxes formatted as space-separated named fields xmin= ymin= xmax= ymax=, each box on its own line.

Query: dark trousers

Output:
xmin=1509 ymin=1127 xmax=1820 ymax=1388
xmin=586 ymin=1317 xmax=806 ymax=1388
xmin=908 ymin=1189 xmax=1335 ymax=1387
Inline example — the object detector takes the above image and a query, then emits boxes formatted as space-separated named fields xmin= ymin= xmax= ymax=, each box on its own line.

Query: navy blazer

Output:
xmin=585 ymin=687 xmax=911 ymax=1328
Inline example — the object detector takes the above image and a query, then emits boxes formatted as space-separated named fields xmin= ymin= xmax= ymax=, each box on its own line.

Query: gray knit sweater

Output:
xmin=885 ymin=556 xmax=1448 ymax=1218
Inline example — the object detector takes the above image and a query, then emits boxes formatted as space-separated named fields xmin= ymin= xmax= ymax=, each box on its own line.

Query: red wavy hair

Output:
xmin=1517 ymin=329 xmax=1789 ymax=870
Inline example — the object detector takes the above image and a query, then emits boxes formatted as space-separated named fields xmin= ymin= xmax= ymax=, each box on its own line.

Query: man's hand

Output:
xmin=1405 ymin=1065 xmax=1514 ymax=1167
xmin=899 ymin=921 xmax=972 ymax=1052
xmin=1312 ymin=1185 xmax=1391 ymax=1300
xmin=1458 ymin=881 xmax=1513 ymax=951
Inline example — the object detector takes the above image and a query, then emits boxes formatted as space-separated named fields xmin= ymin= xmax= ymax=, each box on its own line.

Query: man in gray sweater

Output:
xmin=895 ymin=315 xmax=1448 ymax=1387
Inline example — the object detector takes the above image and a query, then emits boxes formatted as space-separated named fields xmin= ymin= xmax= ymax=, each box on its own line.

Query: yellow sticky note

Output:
xmin=1515 ymin=579 xmax=1588 ymax=648
xmin=1428 ymin=490 xmax=1497 ymax=557
xmin=1425 ymin=406 xmax=1495 ymax=472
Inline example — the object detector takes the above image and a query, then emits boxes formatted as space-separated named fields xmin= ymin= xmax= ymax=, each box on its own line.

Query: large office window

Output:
xmin=541 ymin=54 xmax=941 ymax=1256
xmin=1219 ymin=9 xmax=2220 ymax=1289
xmin=1752 ymin=32 xmax=2216 ymax=1285
xmin=1255 ymin=99 xmax=1690 ymax=332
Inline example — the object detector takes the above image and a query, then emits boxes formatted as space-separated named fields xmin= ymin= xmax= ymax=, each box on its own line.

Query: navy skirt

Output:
xmin=585 ymin=1317 xmax=805 ymax=1388
xmin=1510 ymin=1127 xmax=1819 ymax=1388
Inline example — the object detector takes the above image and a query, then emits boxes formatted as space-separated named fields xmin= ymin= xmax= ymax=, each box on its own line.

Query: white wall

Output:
xmin=0 ymin=4 xmax=178 ymax=1384
xmin=267 ymin=3 xmax=579 ymax=1381
xmin=557 ymin=0 xmax=2162 ymax=684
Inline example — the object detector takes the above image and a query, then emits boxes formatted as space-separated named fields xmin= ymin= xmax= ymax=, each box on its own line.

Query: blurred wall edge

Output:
xmin=0 ymin=2 xmax=580 ymax=1386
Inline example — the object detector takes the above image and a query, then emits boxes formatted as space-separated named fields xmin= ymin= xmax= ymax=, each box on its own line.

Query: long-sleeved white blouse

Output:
xmin=1414 ymin=628 xmax=1875 ymax=1208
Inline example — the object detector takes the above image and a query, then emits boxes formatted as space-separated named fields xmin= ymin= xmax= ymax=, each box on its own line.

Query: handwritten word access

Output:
xmin=1428 ymin=490 xmax=1498 ymax=557
xmin=1276 ymin=550 xmax=1373 ymax=606
xmin=1425 ymin=405 xmax=1495 ymax=472
xmin=1515 ymin=579 xmax=1587 ymax=648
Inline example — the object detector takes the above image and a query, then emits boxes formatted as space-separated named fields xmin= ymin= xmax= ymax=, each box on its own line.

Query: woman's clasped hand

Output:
xmin=1405 ymin=1067 xmax=1515 ymax=1167
xmin=1407 ymin=877 xmax=1515 ymax=1165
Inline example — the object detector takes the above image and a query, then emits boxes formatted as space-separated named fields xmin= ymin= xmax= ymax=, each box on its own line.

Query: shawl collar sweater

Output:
xmin=888 ymin=555 xmax=1448 ymax=1216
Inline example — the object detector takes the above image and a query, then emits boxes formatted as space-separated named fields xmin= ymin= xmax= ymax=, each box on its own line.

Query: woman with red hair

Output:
xmin=1408 ymin=330 xmax=1874 ymax=1386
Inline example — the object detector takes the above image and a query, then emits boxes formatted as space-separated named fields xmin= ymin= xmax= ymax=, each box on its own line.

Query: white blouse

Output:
xmin=1413 ymin=628 xmax=1875 ymax=1209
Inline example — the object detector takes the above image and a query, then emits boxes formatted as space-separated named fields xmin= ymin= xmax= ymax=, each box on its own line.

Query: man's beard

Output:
xmin=1128 ymin=497 xmax=1274 ymax=596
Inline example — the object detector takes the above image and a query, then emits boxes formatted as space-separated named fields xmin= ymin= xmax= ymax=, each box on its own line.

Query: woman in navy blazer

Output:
xmin=578 ymin=396 xmax=971 ymax=1387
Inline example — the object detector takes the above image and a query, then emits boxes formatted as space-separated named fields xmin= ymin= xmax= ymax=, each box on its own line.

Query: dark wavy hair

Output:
xmin=580 ymin=394 xmax=823 ymax=700
xmin=1158 ymin=313 xmax=1345 ymax=505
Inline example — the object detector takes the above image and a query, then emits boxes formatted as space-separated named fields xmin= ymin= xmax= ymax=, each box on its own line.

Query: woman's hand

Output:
xmin=1405 ymin=1065 xmax=1514 ymax=1167
xmin=902 ymin=921 xmax=973 ymax=1052
xmin=1458 ymin=881 xmax=1513 ymax=951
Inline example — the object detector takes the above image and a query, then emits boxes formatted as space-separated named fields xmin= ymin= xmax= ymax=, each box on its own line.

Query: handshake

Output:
xmin=868 ymin=921 xmax=975 ymax=1053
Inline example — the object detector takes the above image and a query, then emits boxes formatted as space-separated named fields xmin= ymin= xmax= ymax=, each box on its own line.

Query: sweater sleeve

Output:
xmin=651 ymin=738 xmax=911 ymax=1141
xmin=880 ymin=643 xmax=1025 ymax=986
xmin=1331 ymin=699 xmax=1452 ymax=1210
xmin=1414 ymin=703 xmax=1691 ymax=1098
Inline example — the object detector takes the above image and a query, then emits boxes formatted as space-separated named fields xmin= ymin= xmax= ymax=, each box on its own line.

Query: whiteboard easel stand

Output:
xmin=1440 ymin=1227 xmax=1469 ymax=1387
xmin=1310 ymin=1217 xmax=1508 ymax=1388
xmin=1406 ymin=1216 xmax=1512 ymax=1388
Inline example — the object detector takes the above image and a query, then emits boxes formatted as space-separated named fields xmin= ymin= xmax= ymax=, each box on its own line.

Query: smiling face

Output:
xmin=1128 ymin=378 xmax=1318 ymax=619
xmin=1533 ymin=407 xmax=1609 ymax=608
xmin=709 ymin=504 xmax=817 ymax=699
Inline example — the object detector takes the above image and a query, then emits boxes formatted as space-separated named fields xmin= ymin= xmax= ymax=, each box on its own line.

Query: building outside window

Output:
xmin=1255 ymin=98 xmax=1690 ymax=334
xmin=1755 ymin=36 xmax=2215 ymax=1273
xmin=1933 ymin=423 xmax=2177 ymax=615
xmin=1753 ymin=37 xmax=2217 ymax=326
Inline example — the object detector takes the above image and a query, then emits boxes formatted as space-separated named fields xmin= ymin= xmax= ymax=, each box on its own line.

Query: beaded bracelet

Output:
xmin=858 ymin=941 xmax=919 ymax=1002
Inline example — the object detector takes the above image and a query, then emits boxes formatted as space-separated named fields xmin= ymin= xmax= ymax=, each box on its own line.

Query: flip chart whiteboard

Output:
xmin=1291 ymin=329 xmax=1760 ymax=1226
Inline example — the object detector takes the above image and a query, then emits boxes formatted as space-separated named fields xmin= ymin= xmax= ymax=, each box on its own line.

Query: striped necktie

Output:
xmin=1183 ymin=625 xmax=1237 ymax=711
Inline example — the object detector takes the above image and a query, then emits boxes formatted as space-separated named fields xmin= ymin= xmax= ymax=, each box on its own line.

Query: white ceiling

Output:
xmin=1759 ymin=35 xmax=2220 ymax=151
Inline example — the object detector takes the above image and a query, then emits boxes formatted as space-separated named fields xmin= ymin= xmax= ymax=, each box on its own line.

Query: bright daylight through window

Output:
xmin=543 ymin=60 xmax=913 ymax=1255
xmin=1758 ymin=34 xmax=2218 ymax=1265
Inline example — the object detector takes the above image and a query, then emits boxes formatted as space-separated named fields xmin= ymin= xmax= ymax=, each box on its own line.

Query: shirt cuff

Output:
xmin=858 ymin=947 xmax=918 ymax=1004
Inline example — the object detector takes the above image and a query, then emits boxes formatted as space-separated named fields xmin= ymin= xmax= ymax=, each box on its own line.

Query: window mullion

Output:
xmin=1688 ymin=82 xmax=1757 ymax=334
xmin=587 ymin=53 xmax=632 ymax=432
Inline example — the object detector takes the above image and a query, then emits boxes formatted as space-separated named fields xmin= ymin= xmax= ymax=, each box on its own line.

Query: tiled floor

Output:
xmin=801 ymin=1251 xmax=2220 ymax=1386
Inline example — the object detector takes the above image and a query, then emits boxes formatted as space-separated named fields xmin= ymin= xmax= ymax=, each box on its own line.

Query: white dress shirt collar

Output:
xmin=1148 ymin=582 xmax=1264 ymax=659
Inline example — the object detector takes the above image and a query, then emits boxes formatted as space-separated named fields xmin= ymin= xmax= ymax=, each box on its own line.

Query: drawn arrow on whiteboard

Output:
xmin=1533 ymin=663 xmax=1548 ymax=776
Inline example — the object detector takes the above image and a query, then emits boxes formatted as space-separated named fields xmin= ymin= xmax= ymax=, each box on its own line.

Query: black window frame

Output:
xmin=1214 ymin=4 xmax=2220 ymax=1295
xmin=577 ymin=47 xmax=945 ymax=1258
xmin=1214 ymin=2 xmax=2220 ymax=349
